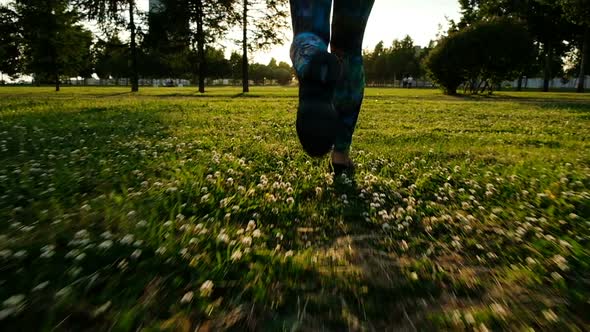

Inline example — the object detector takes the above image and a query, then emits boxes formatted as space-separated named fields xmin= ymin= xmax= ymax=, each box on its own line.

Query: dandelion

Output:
xmin=200 ymin=280 xmax=214 ymax=297
xmin=180 ymin=291 xmax=194 ymax=303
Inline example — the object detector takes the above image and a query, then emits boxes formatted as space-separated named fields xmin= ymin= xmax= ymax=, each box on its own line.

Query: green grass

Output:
xmin=0 ymin=86 xmax=589 ymax=331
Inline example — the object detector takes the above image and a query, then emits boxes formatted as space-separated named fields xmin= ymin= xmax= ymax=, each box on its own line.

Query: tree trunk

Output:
xmin=543 ymin=41 xmax=552 ymax=92
xmin=577 ymin=27 xmax=588 ymax=93
xmin=129 ymin=0 xmax=139 ymax=92
xmin=242 ymin=0 xmax=249 ymax=93
xmin=197 ymin=0 xmax=205 ymax=93
xmin=55 ymin=71 xmax=60 ymax=92
xmin=517 ymin=75 xmax=523 ymax=91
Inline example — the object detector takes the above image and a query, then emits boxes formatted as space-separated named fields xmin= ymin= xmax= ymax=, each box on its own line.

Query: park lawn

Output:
xmin=0 ymin=86 xmax=589 ymax=331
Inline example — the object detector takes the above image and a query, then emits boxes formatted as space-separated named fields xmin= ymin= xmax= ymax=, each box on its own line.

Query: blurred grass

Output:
xmin=0 ymin=87 xmax=588 ymax=331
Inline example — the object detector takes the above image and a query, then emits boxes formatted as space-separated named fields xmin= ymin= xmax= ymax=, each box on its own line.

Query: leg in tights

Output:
xmin=331 ymin=0 xmax=375 ymax=154
xmin=289 ymin=0 xmax=333 ymax=80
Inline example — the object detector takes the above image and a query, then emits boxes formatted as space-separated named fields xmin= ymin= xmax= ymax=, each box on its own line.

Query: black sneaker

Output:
xmin=296 ymin=51 xmax=340 ymax=157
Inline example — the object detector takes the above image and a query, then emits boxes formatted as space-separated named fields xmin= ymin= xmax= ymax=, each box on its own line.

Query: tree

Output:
xmin=15 ymin=0 xmax=92 ymax=91
xmin=425 ymin=18 xmax=535 ymax=95
xmin=456 ymin=0 xmax=575 ymax=92
xmin=94 ymin=36 xmax=129 ymax=83
xmin=557 ymin=0 xmax=590 ymax=92
xmin=236 ymin=0 xmax=289 ymax=92
xmin=0 ymin=5 xmax=22 ymax=82
xmin=75 ymin=0 xmax=141 ymax=92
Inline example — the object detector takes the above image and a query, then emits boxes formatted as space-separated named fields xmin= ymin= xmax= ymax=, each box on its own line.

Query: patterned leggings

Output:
xmin=290 ymin=0 xmax=375 ymax=153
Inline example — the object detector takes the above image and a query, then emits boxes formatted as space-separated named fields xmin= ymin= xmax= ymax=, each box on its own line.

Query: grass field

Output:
xmin=0 ymin=87 xmax=589 ymax=331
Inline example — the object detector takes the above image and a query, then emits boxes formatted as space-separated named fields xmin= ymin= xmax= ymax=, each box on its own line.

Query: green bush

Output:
xmin=425 ymin=18 xmax=535 ymax=95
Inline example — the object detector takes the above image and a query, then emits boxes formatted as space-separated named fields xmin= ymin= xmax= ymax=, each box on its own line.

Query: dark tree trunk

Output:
xmin=55 ymin=71 xmax=60 ymax=92
xmin=242 ymin=0 xmax=249 ymax=93
xmin=543 ymin=41 xmax=552 ymax=92
xmin=577 ymin=27 xmax=588 ymax=93
xmin=129 ymin=0 xmax=139 ymax=92
xmin=517 ymin=75 xmax=523 ymax=91
xmin=197 ymin=0 xmax=205 ymax=93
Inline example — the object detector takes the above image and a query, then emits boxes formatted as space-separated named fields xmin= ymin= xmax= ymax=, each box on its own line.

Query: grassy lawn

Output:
xmin=0 ymin=86 xmax=589 ymax=331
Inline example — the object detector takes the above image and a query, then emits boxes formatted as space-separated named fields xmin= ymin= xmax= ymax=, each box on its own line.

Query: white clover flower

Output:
xmin=55 ymin=287 xmax=71 ymax=298
xmin=252 ymin=230 xmax=262 ymax=238
xmin=120 ymin=234 xmax=134 ymax=245
xmin=526 ymin=257 xmax=537 ymax=265
xmin=13 ymin=250 xmax=27 ymax=258
xmin=231 ymin=250 xmax=242 ymax=261
xmin=200 ymin=280 xmax=214 ymax=297
xmin=217 ymin=233 xmax=229 ymax=244
xmin=127 ymin=211 xmax=136 ymax=218
xmin=410 ymin=272 xmax=418 ymax=281
xmin=241 ymin=236 xmax=252 ymax=247
xmin=400 ymin=240 xmax=409 ymax=251
xmin=284 ymin=250 xmax=294 ymax=258
xmin=75 ymin=253 xmax=86 ymax=261
xmin=464 ymin=312 xmax=476 ymax=325
xmin=0 ymin=249 xmax=13 ymax=259
xmin=131 ymin=249 xmax=142 ymax=259
xmin=101 ymin=231 xmax=113 ymax=239
xmin=32 ymin=281 xmax=50 ymax=291
xmin=180 ymin=291 xmax=194 ymax=303
xmin=543 ymin=309 xmax=558 ymax=322
xmin=247 ymin=220 xmax=256 ymax=231
xmin=155 ymin=247 xmax=166 ymax=255
xmin=136 ymin=220 xmax=147 ymax=228
xmin=3 ymin=294 xmax=25 ymax=307
xmin=200 ymin=194 xmax=210 ymax=203
xmin=286 ymin=197 xmax=294 ymax=205
xmin=75 ymin=230 xmax=89 ymax=238
xmin=551 ymin=272 xmax=563 ymax=281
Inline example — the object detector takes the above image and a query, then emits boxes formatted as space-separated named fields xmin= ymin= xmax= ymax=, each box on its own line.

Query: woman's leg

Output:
xmin=289 ymin=0 xmax=332 ymax=64
xmin=290 ymin=0 xmax=340 ymax=157
xmin=331 ymin=0 xmax=375 ymax=161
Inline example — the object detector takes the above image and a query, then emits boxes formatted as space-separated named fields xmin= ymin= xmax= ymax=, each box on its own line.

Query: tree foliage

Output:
xmin=15 ymin=0 xmax=93 ymax=91
xmin=425 ymin=18 xmax=535 ymax=95
xmin=236 ymin=0 xmax=289 ymax=92
xmin=0 ymin=5 xmax=22 ymax=80
xmin=363 ymin=36 xmax=429 ymax=85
